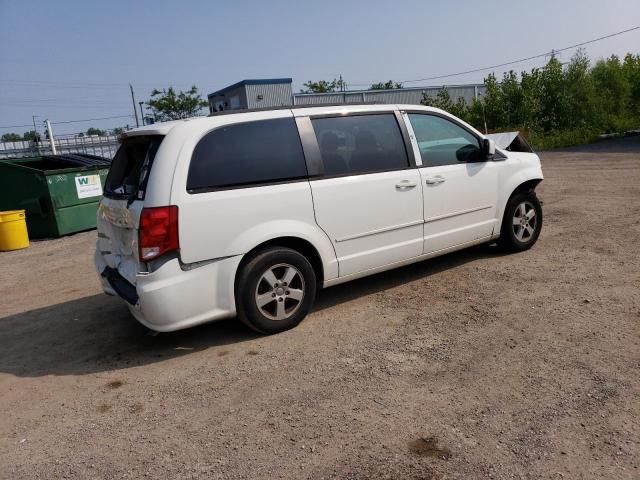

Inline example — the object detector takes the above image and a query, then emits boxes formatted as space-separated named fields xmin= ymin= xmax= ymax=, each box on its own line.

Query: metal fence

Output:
xmin=292 ymin=84 xmax=486 ymax=106
xmin=0 ymin=134 xmax=120 ymax=160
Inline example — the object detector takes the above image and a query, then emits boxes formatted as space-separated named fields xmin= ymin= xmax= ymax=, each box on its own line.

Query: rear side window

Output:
xmin=105 ymin=135 xmax=163 ymax=199
xmin=187 ymin=117 xmax=307 ymax=192
xmin=311 ymin=114 xmax=409 ymax=176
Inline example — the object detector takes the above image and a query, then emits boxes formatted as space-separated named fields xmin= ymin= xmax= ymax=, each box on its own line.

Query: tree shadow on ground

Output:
xmin=0 ymin=244 xmax=506 ymax=378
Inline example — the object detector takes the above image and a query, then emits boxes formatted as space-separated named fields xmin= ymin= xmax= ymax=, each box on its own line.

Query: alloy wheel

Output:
xmin=254 ymin=263 xmax=305 ymax=321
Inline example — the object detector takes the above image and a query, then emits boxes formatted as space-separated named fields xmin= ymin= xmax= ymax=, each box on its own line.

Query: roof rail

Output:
xmin=207 ymin=102 xmax=386 ymax=117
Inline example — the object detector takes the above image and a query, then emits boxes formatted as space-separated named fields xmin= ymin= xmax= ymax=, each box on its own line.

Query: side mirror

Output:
xmin=482 ymin=138 xmax=496 ymax=158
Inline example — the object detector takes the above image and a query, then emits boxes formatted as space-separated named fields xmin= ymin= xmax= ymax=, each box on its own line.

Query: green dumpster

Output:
xmin=0 ymin=154 xmax=110 ymax=238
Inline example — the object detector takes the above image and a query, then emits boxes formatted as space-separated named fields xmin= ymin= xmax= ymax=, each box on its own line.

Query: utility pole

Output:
xmin=138 ymin=101 xmax=145 ymax=126
xmin=130 ymin=84 xmax=140 ymax=127
xmin=339 ymin=74 xmax=345 ymax=104
xmin=32 ymin=115 xmax=41 ymax=155
xmin=45 ymin=119 xmax=57 ymax=155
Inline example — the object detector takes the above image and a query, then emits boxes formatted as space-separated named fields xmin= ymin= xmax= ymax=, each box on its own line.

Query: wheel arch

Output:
xmin=498 ymin=172 xmax=543 ymax=225
xmin=510 ymin=178 xmax=542 ymax=197
xmin=236 ymin=236 xmax=327 ymax=288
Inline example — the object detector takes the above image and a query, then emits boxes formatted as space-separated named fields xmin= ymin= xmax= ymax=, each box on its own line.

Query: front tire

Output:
xmin=498 ymin=191 xmax=543 ymax=252
xmin=235 ymin=247 xmax=317 ymax=334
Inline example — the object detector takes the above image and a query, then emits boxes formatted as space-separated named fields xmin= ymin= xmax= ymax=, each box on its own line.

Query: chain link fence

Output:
xmin=0 ymin=134 xmax=120 ymax=160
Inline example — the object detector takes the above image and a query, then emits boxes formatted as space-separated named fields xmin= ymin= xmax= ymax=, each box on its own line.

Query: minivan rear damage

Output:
xmin=104 ymin=135 xmax=163 ymax=200
xmin=97 ymin=135 xmax=166 ymax=298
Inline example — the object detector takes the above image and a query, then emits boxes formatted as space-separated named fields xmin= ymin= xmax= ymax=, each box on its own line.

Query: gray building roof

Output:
xmin=208 ymin=78 xmax=292 ymax=98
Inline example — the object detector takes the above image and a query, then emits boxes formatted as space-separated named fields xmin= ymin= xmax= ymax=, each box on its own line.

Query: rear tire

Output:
xmin=498 ymin=191 xmax=543 ymax=252
xmin=235 ymin=247 xmax=316 ymax=334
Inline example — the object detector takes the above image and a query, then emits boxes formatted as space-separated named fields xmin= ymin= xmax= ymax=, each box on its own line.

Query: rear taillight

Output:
xmin=139 ymin=206 xmax=179 ymax=261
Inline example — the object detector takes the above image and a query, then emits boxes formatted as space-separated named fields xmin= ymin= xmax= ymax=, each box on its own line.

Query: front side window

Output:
xmin=311 ymin=114 xmax=409 ymax=176
xmin=408 ymin=114 xmax=483 ymax=167
xmin=187 ymin=117 xmax=307 ymax=192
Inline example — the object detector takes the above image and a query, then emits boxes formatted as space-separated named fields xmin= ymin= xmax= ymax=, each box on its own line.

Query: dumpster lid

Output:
xmin=41 ymin=153 xmax=112 ymax=167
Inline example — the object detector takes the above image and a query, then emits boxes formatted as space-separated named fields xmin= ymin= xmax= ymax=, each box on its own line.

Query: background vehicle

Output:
xmin=95 ymin=104 xmax=543 ymax=334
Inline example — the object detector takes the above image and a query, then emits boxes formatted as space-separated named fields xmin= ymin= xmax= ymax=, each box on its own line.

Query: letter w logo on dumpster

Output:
xmin=75 ymin=174 xmax=103 ymax=199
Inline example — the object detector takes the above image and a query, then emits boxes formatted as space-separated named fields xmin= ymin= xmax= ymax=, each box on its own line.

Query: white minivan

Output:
xmin=95 ymin=104 xmax=543 ymax=334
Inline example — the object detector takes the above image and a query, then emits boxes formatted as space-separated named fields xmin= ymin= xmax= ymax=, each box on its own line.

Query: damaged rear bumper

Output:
xmin=95 ymin=250 xmax=243 ymax=332
xmin=101 ymin=266 xmax=139 ymax=306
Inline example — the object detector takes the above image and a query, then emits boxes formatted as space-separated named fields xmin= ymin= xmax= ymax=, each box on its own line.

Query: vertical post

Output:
xmin=130 ymin=84 xmax=140 ymax=127
xmin=32 ymin=115 xmax=41 ymax=155
xmin=138 ymin=102 xmax=145 ymax=126
xmin=481 ymin=100 xmax=488 ymax=134
xmin=45 ymin=119 xmax=57 ymax=155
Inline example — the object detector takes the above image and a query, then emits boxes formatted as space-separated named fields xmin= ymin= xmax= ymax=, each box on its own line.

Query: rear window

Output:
xmin=187 ymin=117 xmax=307 ymax=192
xmin=104 ymin=135 xmax=163 ymax=199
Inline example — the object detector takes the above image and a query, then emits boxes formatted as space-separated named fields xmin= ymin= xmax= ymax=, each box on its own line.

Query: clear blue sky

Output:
xmin=1 ymin=0 xmax=639 ymax=135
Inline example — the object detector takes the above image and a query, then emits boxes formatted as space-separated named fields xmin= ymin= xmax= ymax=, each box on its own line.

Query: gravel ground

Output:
xmin=1 ymin=137 xmax=639 ymax=479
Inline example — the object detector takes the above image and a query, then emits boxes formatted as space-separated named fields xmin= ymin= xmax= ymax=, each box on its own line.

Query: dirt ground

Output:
xmin=1 ymin=137 xmax=639 ymax=480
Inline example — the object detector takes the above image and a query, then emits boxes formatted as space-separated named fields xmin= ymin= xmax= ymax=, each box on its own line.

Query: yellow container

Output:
xmin=0 ymin=210 xmax=30 ymax=251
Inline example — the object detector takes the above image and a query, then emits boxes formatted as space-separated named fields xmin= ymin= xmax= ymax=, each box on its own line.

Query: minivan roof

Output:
xmin=121 ymin=103 xmax=439 ymax=138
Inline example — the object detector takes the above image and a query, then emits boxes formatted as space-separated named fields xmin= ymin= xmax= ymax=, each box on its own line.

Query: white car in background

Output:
xmin=95 ymin=104 xmax=543 ymax=334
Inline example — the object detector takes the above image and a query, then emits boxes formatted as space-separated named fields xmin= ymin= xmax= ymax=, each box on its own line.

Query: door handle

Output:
xmin=395 ymin=180 xmax=417 ymax=190
xmin=425 ymin=176 xmax=445 ymax=185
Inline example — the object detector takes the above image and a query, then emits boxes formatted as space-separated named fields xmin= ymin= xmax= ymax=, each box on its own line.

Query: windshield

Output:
xmin=104 ymin=135 xmax=164 ymax=199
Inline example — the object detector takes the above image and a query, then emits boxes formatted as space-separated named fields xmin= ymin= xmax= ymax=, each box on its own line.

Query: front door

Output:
xmin=405 ymin=113 xmax=499 ymax=254
xmin=307 ymin=113 xmax=423 ymax=277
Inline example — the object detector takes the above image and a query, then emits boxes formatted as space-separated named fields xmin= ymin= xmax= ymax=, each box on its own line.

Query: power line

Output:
xmin=348 ymin=25 xmax=640 ymax=86
xmin=0 ymin=123 xmax=34 ymax=129
xmin=0 ymin=79 xmax=201 ymax=90
xmin=0 ymin=114 xmax=135 ymax=129
xmin=0 ymin=79 xmax=128 ymax=88
xmin=51 ymin=114 xmax=135 ymax=125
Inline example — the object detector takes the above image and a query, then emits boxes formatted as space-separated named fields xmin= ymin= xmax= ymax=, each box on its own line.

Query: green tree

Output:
xmin=147 ymin=85 xmax=208 ymax=121
xmin=462 ymin=49 xmax=640 ymax=148
xmin=520 ymin=67 xmax=542 ymax=130
xmin=300 ymin=78 xmax=346 ymax=93
xmin=86 ymin=127 xmax=106 ymax=136
xmin=622 ymin=53 xmax=640 ymax=116
xmin=481 ymin=73 xmax=507 ymax=130
xmin=591 ymin=55 xmax=630 ymax=123
xmin=111 ymin=127 xmax=124 ymax=136
xmin=421 ymin=88 xmax=472 ymax=124
xmin=1 ymin=132 xmax=23 ymax=142
xmin=421 ymin=87 xmax=453 ymax=111
xmin=623 ymin=53 xmax=640 ymax=116
xmin=500 ymin=70 xmax=525 ymax=128
xmin=369 ymin=80 xmax=403 ymax=90
xmin=563 ymin=49 xmax=596 ymax=129
xmin=538 ymin=56 xmax=566 ymax=131
xmin=23 ymin=130 xmax=41 ymax=142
